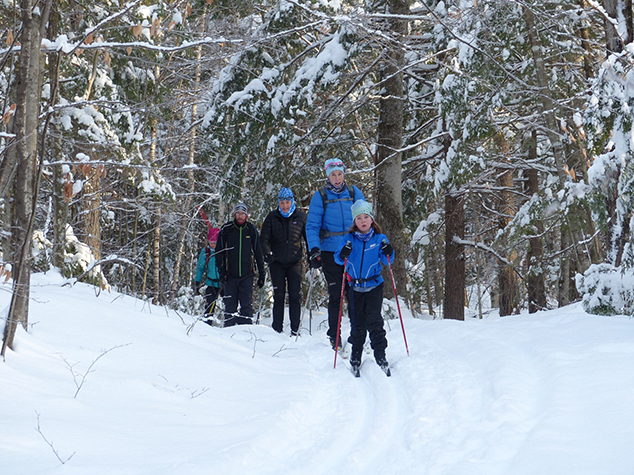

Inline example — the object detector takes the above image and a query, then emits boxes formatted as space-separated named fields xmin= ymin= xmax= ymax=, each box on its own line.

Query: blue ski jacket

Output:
xmin=334 ymin=231 xmax=395 ymax=289
xmin=306 ymin=185 xmax=364 ymax=252
xmin=194 ymin=246 xmax=221 ymax=287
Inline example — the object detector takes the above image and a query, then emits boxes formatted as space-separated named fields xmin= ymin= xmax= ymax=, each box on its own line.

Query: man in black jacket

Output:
xmin=260 ymin=188 xmax=307 ymax=335
xmin=216 ymin=202 xmax=265 ymax=327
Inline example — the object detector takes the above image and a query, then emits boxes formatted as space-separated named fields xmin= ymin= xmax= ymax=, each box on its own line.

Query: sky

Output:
xmin=1 ymin=270 xmax=634 ymax=475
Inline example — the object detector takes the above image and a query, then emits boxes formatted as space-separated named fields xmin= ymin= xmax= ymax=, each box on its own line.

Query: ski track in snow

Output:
xmin=3 ymin=274 xmax=634 ymax=475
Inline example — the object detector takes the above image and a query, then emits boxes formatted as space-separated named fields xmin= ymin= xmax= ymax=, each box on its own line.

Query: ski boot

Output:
xmin=376 ymin=357 xmax=391 ymax=377
xmin=350 ymin=358 xmax=361 ymax=377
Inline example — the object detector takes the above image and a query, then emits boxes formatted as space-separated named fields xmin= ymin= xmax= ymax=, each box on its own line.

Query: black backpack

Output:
xmin=318 ymin=185 xmax=356 ymax=240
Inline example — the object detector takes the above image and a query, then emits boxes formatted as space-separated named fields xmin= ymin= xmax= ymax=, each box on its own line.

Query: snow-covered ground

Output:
xmin=1 ymin=271 xmax=634 ymax=475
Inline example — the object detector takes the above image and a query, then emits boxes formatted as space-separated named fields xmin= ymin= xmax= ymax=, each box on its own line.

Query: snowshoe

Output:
xmin=376 ymin=358 xmax=391 ymax=377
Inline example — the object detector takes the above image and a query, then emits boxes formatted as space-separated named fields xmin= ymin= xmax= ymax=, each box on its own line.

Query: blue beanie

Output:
xmin=278 ymin=187 xmax=296 ymax=218
xmin=351 ymin=200 xmax=374 ymax=220
xmin=324 ymin=158 xmax=345 ymax=177
xmin=278 ymin=187 xmax=294 ymax=200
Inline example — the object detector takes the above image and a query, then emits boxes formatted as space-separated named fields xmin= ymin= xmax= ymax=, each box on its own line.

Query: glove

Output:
xmin=309 ymin=247 xmax=322 ymax=269
xmin=220 ymin=273 xmax=228 ymax=284
xmin=264 ymin=252 xmax=274 ymax=264
xmin=257 ymin=274 xmax=265 ymax=288
xmin=340 ymin=241 xmax=353 ymax=260
xmin=192 ymin=281 xmax=201 ymax=294
xmin=381 ymin=240 xmax=394 ymax=256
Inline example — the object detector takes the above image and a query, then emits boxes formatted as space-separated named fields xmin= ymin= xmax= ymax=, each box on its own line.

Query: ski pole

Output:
xmin=333 ymin=258 xmax=348 ymax=369
xmin=299 ymin=268 xmax=315 ymax=338
xmin=309 ymin=268 xmax=314 ymax=336
xmin=386 ymin=254 xmax=410 ymax=356
xmin=255 ymin=269 xmax=268 ymax=324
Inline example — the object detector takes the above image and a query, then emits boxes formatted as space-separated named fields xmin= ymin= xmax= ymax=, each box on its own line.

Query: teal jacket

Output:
xmin=194 ymin=246 xmax=221 ymax=287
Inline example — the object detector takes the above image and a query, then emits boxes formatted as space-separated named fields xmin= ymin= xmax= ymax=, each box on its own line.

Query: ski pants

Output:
xmin=204 ymin=285 xmax=221 ymax=316
xmin=223 ymin=274 xmax=254 ymax=327
xmin=269 ymin=260 xmax=302 ymax=334
xmin=349 ymin=283 xmax=387 ymax=362
xmin=320 ymin=251 xmax=354 ymax=343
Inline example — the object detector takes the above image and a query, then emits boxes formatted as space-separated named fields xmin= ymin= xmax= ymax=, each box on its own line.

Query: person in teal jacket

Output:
xmin=334 ymin=200 xmax=394 ymax=376
xmin=194 ymin=227 xmax=222 ymax=324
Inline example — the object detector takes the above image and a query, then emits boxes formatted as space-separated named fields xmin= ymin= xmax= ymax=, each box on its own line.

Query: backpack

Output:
xmin=318 ymin=185 xmax=356 ymax=212
xmin=318 ymin=185 xmax=357 ymax=240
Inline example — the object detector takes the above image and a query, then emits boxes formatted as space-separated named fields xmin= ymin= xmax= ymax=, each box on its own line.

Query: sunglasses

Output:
xmin=325 ymin=160 xmax=345 ymax=172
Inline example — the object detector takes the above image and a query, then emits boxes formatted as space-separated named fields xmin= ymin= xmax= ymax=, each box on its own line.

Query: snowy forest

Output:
xmin=3 ymin=0 xmax=634 ymax=353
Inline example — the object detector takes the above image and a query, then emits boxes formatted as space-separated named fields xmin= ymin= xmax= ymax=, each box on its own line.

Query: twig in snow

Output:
xmin=63 ymin=344 xmax=131 ymax=398
xmin=35 ymin=412 xmax=76 ymax=465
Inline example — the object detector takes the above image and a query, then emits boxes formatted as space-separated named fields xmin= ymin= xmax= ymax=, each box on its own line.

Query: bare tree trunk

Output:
xmin=603 ymin=0 xmax=633 ymax=54
xmin=526 ymin=132 xmax=547 ymax=313
xmin=524 ymin=6 xmax=579 ymax=307
xmin=444 ymin=193 xmax=465 ymax=320
xmin=83 ymin=171 xmax=102 ymax=262
xmin=170 ymin=17 xmax=206 ymax=297
xmin=2 ymin=0 xmax=41 ymax=356
xmin=495 ymin=134 xmax=519 ymax=316
xmin=152 ymin=209 xmax=161 ymax=306
xmin=374 ymin=0 xmax=409 ymax=302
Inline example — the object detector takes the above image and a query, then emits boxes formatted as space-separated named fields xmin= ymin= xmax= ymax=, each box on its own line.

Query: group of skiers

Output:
xmin=193 ymin=158 xmax=395 ymax=375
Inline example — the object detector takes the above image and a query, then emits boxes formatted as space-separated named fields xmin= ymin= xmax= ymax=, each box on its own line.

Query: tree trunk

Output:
xmin=152 ymin=208 xmax=161 ymax=305
xmin=603 ymin=0 xmax=633 ymax=54
xmin=524 ymin=6 xmax=579 ymax=307
xmin=526 ymin=132 xmax=547 ymax=313
xmin=444 ymin=193 xmax=465 ymax=320
xmin=2 ymin=0 xmax=41 ymax=356
xmin=374 ymin=0 xmax=409 ymax=302
xmin=170 ymin=21 xmax=205 ymax=297
xmin=82 ymin=171 xmax=102 ymax=263
xmin=495 ymin=134 xmax=519 ymax=316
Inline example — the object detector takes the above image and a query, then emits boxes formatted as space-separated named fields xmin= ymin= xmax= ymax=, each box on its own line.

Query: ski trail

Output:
xmin=287 ymin=331 xmax=413 ymax=475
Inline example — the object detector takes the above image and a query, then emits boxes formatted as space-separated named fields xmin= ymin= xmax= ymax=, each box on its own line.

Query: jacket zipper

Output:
xmin=238 ymin=226 xmax=243 ymax=277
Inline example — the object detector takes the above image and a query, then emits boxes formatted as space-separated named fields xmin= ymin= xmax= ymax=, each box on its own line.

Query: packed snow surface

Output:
xmin=1 ymin=271 xmax=634 ymax=474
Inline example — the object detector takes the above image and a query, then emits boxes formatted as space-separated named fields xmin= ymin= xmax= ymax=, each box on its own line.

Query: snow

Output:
xmin=2 ymin=271 xmax=634 ymax=474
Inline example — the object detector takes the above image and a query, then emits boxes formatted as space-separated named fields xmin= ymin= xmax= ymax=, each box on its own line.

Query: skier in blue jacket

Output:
xmin=306 ymin=158 xmax=365 ymax=349
xmin=334 ymin=200 xmax=394 ymax=376
xmin=193 ymin=227 xmax=222 ymax=324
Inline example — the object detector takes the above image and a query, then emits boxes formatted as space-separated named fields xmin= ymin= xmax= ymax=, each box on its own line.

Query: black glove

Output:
xmin=192 ymin=281 xmax=201 ymax=294
xmin=309 ymin=247 xmax=322 ymax=269
xmin=220 ymin=273 xmax=228 ymax=284
xmin=257 ymin=274 xmax=265 ymax=288
xmin=381 ymin=240 xmax=394 ymax=256
xmin=340 ymin=242 xmax=353 ymax=260
xmin=264 ymin=252 xmax=274 ymax=264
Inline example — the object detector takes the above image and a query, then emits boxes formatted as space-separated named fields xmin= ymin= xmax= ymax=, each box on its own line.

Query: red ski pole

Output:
xmin=386 ymin=254 xmax=410 ymax=356
xmin=333 ymin=258 xmax=348 ymax=369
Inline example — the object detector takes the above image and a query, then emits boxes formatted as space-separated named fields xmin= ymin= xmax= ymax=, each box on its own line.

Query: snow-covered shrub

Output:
xmin=576 ymin=263 xmax=634 ymax=316
xmin=172 ymin=285 xmax=206 ymax=316
xmin=31 ymin=229 xmax=52 ymax=272
xmin=62 ymin=225 xmax=108 ymax=288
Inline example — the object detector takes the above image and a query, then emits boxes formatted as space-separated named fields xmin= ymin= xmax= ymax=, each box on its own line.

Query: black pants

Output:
xmin=349 ymin=283 xmax=387 ymax=362
xmin=223 ymin=274 xmax=254 ymax=327
xmin=269 ymin=260 xmax=302 ymax=334
xmin=204 ymin=285 xmax=221 ymax=316
xmin=321 ymin=251 xmax=353 ymax=343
